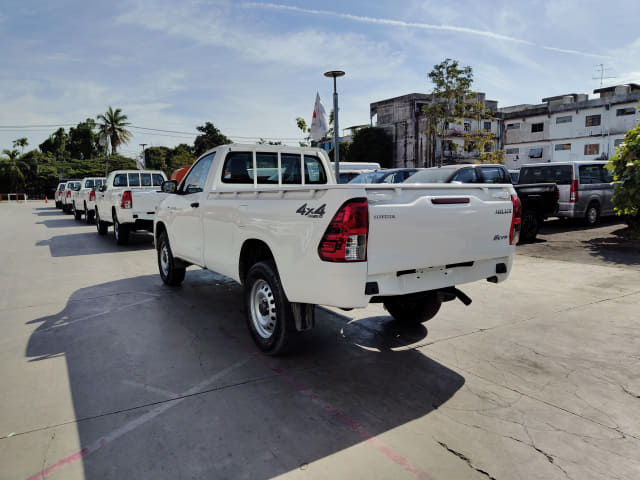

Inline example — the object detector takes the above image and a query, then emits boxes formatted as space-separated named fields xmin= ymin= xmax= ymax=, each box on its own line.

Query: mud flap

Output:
xmin=291 ymin=303 xmax=315 ymax=331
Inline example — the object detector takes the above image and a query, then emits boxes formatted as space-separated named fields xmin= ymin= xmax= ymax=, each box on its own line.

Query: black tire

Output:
xmin=84 ymin=203 xmax=94 ymax=224
xmin=244 ymin=260 xmax=296 ymax=355
xmin=157 ymin=231 xmax=185 ymax=286
xmin=520 ymin=210 xmax=539 ymax=243
xmin=585 ymin=202 xmax=600 ymax=226
xmin=383 ymin=292 xmax=442 ymax=324
xmin=73 ymin=202 xmax=82 ymax=221
xmin=113 ymin=212 xmax=130 ymax=245
xmin=96 ymin=208 xmax=108 ymax=235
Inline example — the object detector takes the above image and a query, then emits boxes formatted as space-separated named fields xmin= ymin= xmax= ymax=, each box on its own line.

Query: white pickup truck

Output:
xmin=70 ymin=177 xmax=105 ymax=222
xmin=95 ymin=169 xmax=167 ymax=244
xmin=155 ymin=144 xmax=521 ymax=354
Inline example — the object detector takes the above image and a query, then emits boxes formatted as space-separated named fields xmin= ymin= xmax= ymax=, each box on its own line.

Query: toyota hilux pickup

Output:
xmin=95 ymin=170 xmax=167 ymax=244
xmin=70 ymin=176 xmax=105 ymax=222
xmin=155 ymin=144 xmax=521 ymax=354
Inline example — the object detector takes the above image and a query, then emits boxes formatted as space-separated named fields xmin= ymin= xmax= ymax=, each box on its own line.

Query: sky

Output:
xmin=1 ymin=0 xmax=639 ymax=157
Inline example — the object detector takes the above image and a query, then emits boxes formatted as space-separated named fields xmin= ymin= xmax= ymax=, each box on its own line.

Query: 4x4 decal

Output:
xmin=296 ymin=203 xmax=326 ymax=218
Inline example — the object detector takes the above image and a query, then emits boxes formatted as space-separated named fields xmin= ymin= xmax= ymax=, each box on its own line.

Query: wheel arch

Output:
xmin=239 ymin=239 xmax=275 ymax=286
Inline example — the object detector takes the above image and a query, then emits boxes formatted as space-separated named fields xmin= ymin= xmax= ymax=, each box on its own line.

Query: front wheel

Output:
xmin=383 ymin=292 xmax=442 ymax=325
xmin=84 ymin=203 xmax=94 ymax=224
xmin=245 ymin=261 xmax=296 ymax=355
xmin=157 ymin=231 xmax=185 ymax=286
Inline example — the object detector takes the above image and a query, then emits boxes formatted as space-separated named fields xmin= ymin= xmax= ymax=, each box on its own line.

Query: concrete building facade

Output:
xmin=501 ymin=84 xmax=640 ymax=170
xmin=369 ymin=93 xmax=501 ymax=168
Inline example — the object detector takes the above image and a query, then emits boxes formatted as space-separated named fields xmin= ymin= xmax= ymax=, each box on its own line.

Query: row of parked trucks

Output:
xmin=53 ymin=144 xmax=525 ymax=354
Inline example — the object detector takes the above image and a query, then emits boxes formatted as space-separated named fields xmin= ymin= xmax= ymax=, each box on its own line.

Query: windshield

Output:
xmin=403 ymin=168 xmax=456 ymax=183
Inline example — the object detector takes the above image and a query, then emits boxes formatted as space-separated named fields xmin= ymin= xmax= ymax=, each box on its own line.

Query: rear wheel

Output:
xmin=73 ymin=202 xmax=82 ymax=220
xmin=520 ymin=210 xmax=539 ymax=243
xmin=383 ymin=292 xmax=442 ymax=325
xmin=96 ymin=209 xmax=108 ymax=235
xmin=157 ymin=231 xmax=185 ymax=286
xmin=84 ymin=203 xmax=93 ymax=224
xmin=585 ymin=202 xmax=600 ymax=226
xmin=245 ymin=261 xmax=296 ymax=355
xmin=113 ymin=212 xmax=130 ymax=245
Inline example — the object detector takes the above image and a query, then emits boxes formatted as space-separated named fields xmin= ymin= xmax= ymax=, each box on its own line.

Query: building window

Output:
xmin=584 ymin=144 xmax=600 ymax=155
xmin=554 ymin=143 xmax=571 ymax=151
xmin=464 ymin=122 xmax=471 ymax=132
xmin=506 ymin=148 xmax=519 ymax=155
xmin=585 ymin=115 xmax=601 ymax=127
xmin=616 ymin=107 xmax=636 ymax=116
xmin=614 ymin=139 xmax=624 ymax=147
xmin=483 ymin=121 xmax=491 ymax=131
xmin=531 ymin=122 xmax=544 ymax=133
xmin=484 ymin=143 xmax=492 ymax=153
xmin=528 ymin=147 xmax=543 ymax=158
xmin=556 ymin=115 xmax=572 ymax=124
xmin=506 ymin=123 xmax=520 ymax=130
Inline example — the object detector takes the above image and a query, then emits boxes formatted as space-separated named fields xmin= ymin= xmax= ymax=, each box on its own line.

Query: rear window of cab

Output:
xmin=221 ymin=152 xmax=327 ymax=185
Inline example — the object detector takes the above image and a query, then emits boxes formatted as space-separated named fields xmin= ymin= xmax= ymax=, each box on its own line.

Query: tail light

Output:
xmin=66 ymin=190 xmax=71 ymax=198
xmin=121 ymin=190 xmax=132 ymax=209
xmin=318 ymin=198 xmax=368 ymax=262
xmin=555 ymin=186 xmax=560 ymax=201
xmin=510 ymin=194 xmax=522 ymax=245
xmin=569 ymin=179 xmax=578 ymax=202
xmin=89 ymin=190 xmax=95 ymax=202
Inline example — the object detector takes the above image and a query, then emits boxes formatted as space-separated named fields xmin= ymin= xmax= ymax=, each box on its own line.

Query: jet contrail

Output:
xmin=241 ymin=2 xmax=615 ymax=60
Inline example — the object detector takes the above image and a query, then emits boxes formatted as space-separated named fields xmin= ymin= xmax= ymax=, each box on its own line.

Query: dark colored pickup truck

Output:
xmin=405 ymin=164 xmax=558 ymax=242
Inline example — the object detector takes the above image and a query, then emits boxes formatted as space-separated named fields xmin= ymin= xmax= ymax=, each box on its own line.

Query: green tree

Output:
xmin=348 ymin=127 xmax=393 ymax=168
xmin=2 ymin=149 xmax=20 ymax=162
xmin=192 ymin=122 xmax=231 ymax=157
xmin=328 ymin=141 xmax=350 ymax=163
xmin=423 ymin=59 xmax=501 ymax=166
xmin=68 ymin=119 xmax=100 ymax=160
xmin=607 ymin=119 xmax=640 ymax=232
xmin=96 ymin=107 xmax=132 ymax=154
xmin=296 ymin=117 xmax=311 ymax=147
xmin=13 ymin=138 xmax=28 ymax=154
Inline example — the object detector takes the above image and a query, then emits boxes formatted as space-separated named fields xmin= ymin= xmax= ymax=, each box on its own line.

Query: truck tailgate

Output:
xmin=132 ymin=190 xmax=166 ymax=216
xmin=366 ymin=185 xmax=515 ymax=276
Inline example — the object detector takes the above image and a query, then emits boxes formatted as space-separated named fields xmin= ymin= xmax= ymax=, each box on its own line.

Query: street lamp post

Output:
xmin=324 ymin=70 xmax=345 ymax=183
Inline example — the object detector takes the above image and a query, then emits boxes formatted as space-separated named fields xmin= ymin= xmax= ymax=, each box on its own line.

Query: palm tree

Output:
xmin=2 ymin=149 xmax=20 ymax=162
xmin=96 ymin=107 xmax=133 ymax=155
xmin=12 ymin=138 xmax=28 ymax=154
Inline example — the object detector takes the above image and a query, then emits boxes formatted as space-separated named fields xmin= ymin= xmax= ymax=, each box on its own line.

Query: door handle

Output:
xmin=191 ymin=202 xmax=200 ymax=208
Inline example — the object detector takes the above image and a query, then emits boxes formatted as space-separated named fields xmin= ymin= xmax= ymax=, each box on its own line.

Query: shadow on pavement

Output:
xmin=23 ymin=273 xmax=463 ymax=479
xmin=585 ymin=227 xmax=640 ymax=266
xmin=36 ymin=231 xmax=154 ymax=257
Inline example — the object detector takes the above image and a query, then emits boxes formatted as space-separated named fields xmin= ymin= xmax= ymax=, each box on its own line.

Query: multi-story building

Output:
xmin=501 ymin=84 xmax=640 ymax=169
xmin=370 ymin=93 xmax=501 ymax=168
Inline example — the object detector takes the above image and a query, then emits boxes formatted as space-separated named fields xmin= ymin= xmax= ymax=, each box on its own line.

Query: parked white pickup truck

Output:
xmin=70 ymin=177 xmax=105 ymax=222
xmin=155 ymin=144 xmax=521 ymax=354
xmin=95 ymin=170 xmax=167 ymax=244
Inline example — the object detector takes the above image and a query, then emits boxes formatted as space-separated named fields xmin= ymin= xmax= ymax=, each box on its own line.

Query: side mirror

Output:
xmin=99 ymin=185 xmax=107 ymax=192
xmin=161 ymin=180 xmax=178 ymax=194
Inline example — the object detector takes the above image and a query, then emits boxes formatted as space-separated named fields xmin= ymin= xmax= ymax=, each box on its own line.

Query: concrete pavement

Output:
xmin=1 ymin=201 xmax=639 ymax=480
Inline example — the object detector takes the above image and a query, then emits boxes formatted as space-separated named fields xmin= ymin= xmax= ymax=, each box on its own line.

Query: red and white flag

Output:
xmin=309 ymin=92 xmax=329 ymax=141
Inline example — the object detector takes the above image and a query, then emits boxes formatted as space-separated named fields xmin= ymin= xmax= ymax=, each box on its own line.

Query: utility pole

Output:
xmin=593 ymin=64 xmax=615 ymax=87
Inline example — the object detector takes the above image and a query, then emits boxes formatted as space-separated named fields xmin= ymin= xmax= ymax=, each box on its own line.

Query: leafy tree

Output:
xmin=296 ymin=117 xmax=311 ymax=147
xmin=423 ymin=58 xmax=501 ymax=166
xmin=193 ymin=122 xmax=231 ymax=157
xmin=607 ymin=119 xmax=640 ymax=232
xmin=13 ymin=138 xmax=28 ymax=153
xmin=68 ymin=119 xmax=100 ymax=160
xmin=257 ymin=138 xmax=283 ymax=145
xmin=348 ymin=127 xmax=393 ymax=168
xmin=2 ymin=149 xmax=20 ymax=162
xmin=328 ymin=141 xmax=350 ymax=163
xmin=96 ymin=107 xmax=132 ymax=154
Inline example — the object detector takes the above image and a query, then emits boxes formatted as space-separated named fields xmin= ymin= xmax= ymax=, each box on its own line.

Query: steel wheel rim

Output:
xmin=250 ymin=279 xmax=277 ymax=339
xmin=160 ymin=243 xmax=170 ymax=277
xmin=587 ymin=207 xmax=597 ymax=224
xmin=114 ymin=219 xmax=119 ymax=238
